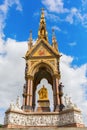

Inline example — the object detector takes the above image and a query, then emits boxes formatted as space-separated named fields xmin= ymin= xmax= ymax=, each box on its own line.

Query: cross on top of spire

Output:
xmin=41 ymin=8 xmax=45 ymax=18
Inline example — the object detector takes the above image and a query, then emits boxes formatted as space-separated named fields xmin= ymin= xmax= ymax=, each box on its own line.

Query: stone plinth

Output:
xmin=37 ymin=99 xmax=50 ymax=112
xmin=4 ymin=107 xmax=84 ymax=128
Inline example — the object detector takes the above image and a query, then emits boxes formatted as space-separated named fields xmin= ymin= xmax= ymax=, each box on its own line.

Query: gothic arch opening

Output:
xmin=33 ymin=65 xmax=53 ymax=87
xmin=35 ymin=78 xmax=54 ymax=111
xmin=32 ymin=65 xmax=54 ymax=111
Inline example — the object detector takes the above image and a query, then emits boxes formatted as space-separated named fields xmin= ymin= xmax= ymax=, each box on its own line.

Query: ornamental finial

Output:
xmin=38 ymin=8 xmax=48 ymax=41
xmin=41 ymin=8 xmax=45 ymax=19
xmin=29 ymin=30 xmax=32 ymax=41
xmin=28 ymin=30 xmax=33 ymax=50
xmin=52 ymin=28 xmax=58 ymax=51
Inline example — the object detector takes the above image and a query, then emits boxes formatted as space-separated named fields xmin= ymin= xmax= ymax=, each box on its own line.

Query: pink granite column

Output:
xmin=53 ymin=75 xmax=60 ymax=111
xmin=25 ymin=76 xmax=34 ymax=111
xmin=29 ymin=79 xmax=33 ymax=111
xmin=55 ymin=77 xmax=60 ymax=109
xmin=53 ymin=77 xmax=57 ymax=111
xmin=23 ymin=96 xmax=25 ymax=106
xmin=26 ymin=79 xmax=31 ymax=106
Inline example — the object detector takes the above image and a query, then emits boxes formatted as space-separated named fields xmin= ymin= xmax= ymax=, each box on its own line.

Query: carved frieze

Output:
xmin=4 ymin=109 xmax=84 ymax=127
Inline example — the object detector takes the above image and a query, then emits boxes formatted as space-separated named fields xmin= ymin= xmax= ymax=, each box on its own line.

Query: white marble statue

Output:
xmin=9 ymin=96 xmax=22 ymax=111
xmin=64 ymin=94 xmax=78 ymax=109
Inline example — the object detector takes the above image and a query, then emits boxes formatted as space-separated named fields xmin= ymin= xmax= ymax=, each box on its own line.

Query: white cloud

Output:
xmin=52 ymin=25 xmax=61 ymax=31
xmin=82 ymin=0 xmax=87 ymax=11
xmin=68 ymin=41 xmax=77 ymax=46
xmin=65 ymin=7 xmax=87 ymax=27
xmin=42 ymin=0 xmax=87 ymax=28
xmin=42 ymin=0 xmax=69 ymax=13
xmin=45 ymin=11 xmax=62 ymax=22
xmin=65 ymin=8 xmax=78 ymax=24
xmin=0 ymin=38 xmax=27 ymax=124
xmin=82 ymin=14 xmax=87 ymax=28
xmin=60 ymin=53 xmax=87 ymax=125
xmin=0 ymin=0 xmax=22 ymax=38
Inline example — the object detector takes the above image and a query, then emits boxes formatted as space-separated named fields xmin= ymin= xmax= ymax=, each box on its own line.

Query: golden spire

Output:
xmin=38 ymin=8 xmax=48 ymax=41
xmin=28 ymin=30 xmax=33 ymax=50
xmin=52 ymin=29 xmax=58 ymax=51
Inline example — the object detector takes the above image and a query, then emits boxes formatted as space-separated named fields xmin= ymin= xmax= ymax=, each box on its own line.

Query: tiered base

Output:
xmin=37 ymin=99 xmax=50 ymax=112
xmin=4 ymin=108 xmax=84 ymax=128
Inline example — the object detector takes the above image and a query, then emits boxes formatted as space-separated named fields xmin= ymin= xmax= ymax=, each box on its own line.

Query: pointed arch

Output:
xmin=28 ymin=60 xmax=56 ymax=76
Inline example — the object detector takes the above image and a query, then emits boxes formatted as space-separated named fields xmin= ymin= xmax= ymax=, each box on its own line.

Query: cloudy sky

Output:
xmin=0 ymin=0 xmax=87 ymax=125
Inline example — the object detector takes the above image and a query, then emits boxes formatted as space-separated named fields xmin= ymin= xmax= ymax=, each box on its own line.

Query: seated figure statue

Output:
xmin=38 ymin=85 xmax=48 ymax=100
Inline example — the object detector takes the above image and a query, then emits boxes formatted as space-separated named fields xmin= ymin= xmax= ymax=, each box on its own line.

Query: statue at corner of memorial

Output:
xmin=63 ymin=94 xmax=79 ymax=110
xmin=9 ymin=96 xmax=23 ymax=112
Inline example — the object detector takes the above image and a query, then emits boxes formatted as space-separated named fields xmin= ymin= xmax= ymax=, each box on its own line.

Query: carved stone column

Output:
xmin=29 ymin=79 xmax=33 ymax=111
xmin=53 ymin=75 xmax=60 ymax=111
xmin=56 ymin=77 xmax=60 ymax=111
xmin=25 ymin=75 xmax=33 ymax=111
xmin=53 ymin=77 xmax=57 ymax=111
xmin=23 ymin=95 xmax=25 ymax=106
xmin=22 ymin=84 xmax=27 ymax=109
xmin=26 ymin=79 xmax=31 ymax=106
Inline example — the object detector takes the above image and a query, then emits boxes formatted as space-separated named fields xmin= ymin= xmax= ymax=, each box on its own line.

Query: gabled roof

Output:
xmin=25 ymin=38 xmax=60 ymax=59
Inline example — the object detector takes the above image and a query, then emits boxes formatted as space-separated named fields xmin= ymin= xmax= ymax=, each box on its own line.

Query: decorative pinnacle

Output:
xmin=41 ymin=8 xmax=45 ymax=18
xmin=41 ymin=8 xmax=44 ymax=11
xmin=52 ymin=28 xmax=55 ymax=37
xmin=38 ymin=8 xmax=48 ymax=41
xmin=29 ymin=30 xmax=32 ymax=41
xmin=52 ymin=28 xmax=58 ymax=50
xmin=28 ymin=30 xmax=33 ymax=50
xmin=40 ymin=8 xmax=45 ymax=23
xmin=52 ymin=28 xmax=56 ymax=42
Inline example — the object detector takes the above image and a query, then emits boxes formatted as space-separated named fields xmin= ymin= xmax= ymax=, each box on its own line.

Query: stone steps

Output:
xmin=0 ymin=128 xmax=87 ymax=130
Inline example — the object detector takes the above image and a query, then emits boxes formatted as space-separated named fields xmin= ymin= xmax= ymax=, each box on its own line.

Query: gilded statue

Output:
xmin=38 ymin=85 xmax=48 ymax=100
